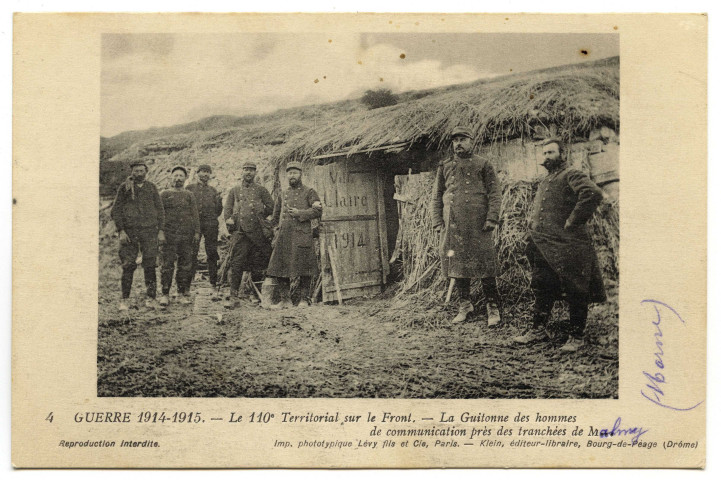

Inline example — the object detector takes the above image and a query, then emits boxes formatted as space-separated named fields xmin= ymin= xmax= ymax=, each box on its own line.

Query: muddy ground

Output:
xmin=98 ymin=238 xmax=618 ymax=399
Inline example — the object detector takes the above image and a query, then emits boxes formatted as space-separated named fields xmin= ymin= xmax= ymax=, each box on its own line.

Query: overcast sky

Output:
xmin=101 ymin=33 xmax=618 ymax=137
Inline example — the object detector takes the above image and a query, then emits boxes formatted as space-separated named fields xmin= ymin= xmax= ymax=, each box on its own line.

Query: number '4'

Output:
xmin=45 ymin=412 xmax=54 ymax=423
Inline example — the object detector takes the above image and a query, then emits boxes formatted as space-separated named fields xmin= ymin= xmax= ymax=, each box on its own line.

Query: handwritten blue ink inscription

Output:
xmin=599 ymin=417 xmax=648 ymax=443
xmin=640 ymin=300 xmax=703 ymax=411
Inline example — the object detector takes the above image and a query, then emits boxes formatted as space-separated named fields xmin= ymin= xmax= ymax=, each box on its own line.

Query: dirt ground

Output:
xmin=98 ymin=239 xmax=618 ymax=399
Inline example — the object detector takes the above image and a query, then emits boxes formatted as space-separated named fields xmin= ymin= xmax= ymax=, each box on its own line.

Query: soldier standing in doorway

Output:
xmin=222 ymin=161 xmax=274 ymax=309
xmin=431 ymin=126 xmax=503 ymax=326
xmin=512 ymin=138 xmax=606 ymax=352
xmin=158 ymin=166 xmax=200 ymax=306
xmin=265 ymin=162 xmax=322 ymax=309
xmin=110 ymin=160 xmax=165 ymax=311
xmin=186 ymin=164 xmax=223 ymax=294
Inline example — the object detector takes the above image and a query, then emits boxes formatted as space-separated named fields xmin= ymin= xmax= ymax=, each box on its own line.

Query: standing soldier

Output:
xmin=186 ymin=164 xmax=223 ymax=293
xmin=110 ymin=160 xmax=165 ymax=311
xmin=265 ymin=162 xmax=322 ymax=309
xmin=512 ymin=138 xmax=606 ymax=352
xmin=431 ymin=126 xmax=503 ymax=326
xmin=158 ymin=166 xmax=200 ymax=306
xmin=222 ymin=161 xmax=274 ymax=309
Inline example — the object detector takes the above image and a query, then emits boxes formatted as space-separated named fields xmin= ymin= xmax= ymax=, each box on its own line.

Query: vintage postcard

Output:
xmin=12 ymin=13 xmax=706 ymax=468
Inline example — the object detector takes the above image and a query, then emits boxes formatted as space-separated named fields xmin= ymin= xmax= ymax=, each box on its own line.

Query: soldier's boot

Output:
xmin=452 ymin=300 xmax=474 ymax=324
xmin=486 ymin=302 xmax=501 ymax=327
xmin=118 ymin=298 xmax=130 ymax=312
xmin=512 ymin=312 xmax=550 ymax=344
xmin=297 ymin=276 xmax=311 ymax=308
xmin=260 ymin=277 xmax=277 ymax=309
xmin=278 ymin=299 xmax=294 ymax=309
xmin=271 ymin=294 xmax=293 ymax=310
xmin=511 ymin=326 xmax=548 ymax=344
xmin=178 ymin=291 xmax=192 ymax=305
xmin=223 ymin=289 xmax=239 ymax=309
xmin=120 ymin=265 xmax=135 ymax=301
xmin=559 ymin=302 xmax=588 ymax=352
xmin=207 ymin=260 xmax=219 ymax=290
xmin=559 ymin=336 xmax=585 ymax=353
xmin=158 ymin=294 xmax=170 ymax=307
xmin=143 ymin=266 xmax=157 ymax=300
xmin=270 ymin=280 xmax=292 ymax=310
xmin=482 ymin=277 xmax=502 ymax=327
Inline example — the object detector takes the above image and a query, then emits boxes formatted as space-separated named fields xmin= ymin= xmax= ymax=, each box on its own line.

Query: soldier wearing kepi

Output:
xmin=186 ymin=164 xmax=223 ymax=293
xmin=222 ymin=161 xmax=274 ymax=309
xmin=158 ymin=166 xmax=200 ymax=307
xmin=431 ymin=126 xmax=503 ymax=326
xmin=265 ymin=162 xmax=322 ymax=309
xmin=512 ymin=138 xmax=606 ymax=352
xmin=110 ymin=160 xmax=165 ymax=311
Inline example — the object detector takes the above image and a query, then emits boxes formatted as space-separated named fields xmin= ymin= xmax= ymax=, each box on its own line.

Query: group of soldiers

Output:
xmin=432 ymin=127 xmax=606 ymax=353
xmin=110 ymin=160 xmax=321 ymax=312
xmin=110 ymin=126 xmax=606 ymax=353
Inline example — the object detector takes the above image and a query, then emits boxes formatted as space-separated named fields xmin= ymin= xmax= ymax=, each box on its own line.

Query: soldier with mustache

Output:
xmin=158 ymin=166 xmax=200 ymax=307
xmin=265 ymin=162 xmax=322 ymax=309
xmin=222 ymin=161 xmax=274 ymax=309
xmin=512 ymin=138 xmax=606 ymax=352
xmin=186 ymin=164 xmax=223 ymax=294
xmin=110 ymin=160 xmax=165 ymax=311
xmin=431 ymin=126 xmax=503 ymax=326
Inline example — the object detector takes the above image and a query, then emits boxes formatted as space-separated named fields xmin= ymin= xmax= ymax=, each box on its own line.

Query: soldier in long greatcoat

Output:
xmin=512 ymin=138 xmax=606 ymax=352
xmin=222 ymin=161 xmax=274 ymax=308
xmin=265 ymin=162 xmax=322 ymax=309
xmin=431 ymin=126 xmax=503 ymax=326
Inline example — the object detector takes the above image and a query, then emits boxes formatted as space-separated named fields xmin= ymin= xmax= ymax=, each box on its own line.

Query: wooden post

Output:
xmin=240 ymin=272 xmax=261 ymax=300
xmin=376 ymin=169 xmax=390 ymax=284
xmin=312 ymin=276 xmax=323 ymax=304
xmin=249 ymin=276 xmax=263 ymax=300
xmin=319 ymin=222 xmax=329 ymax=303
xmin=327 ymin=242 xmax=343 ymax=305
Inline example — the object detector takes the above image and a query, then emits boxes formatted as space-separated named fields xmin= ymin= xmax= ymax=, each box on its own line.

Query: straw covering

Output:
xmin=384 ymin=173 xmax=619 ymax=328
xmin=274 ymin=57 xmax=619 ymax=166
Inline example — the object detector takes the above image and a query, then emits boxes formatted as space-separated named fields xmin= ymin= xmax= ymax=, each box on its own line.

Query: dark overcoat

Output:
xmin=528 ymin=164 xmax=606 ymax=303
xmin=110 ymin=180 xmax=164 ymax=233
xmin=186 ymin=182 xmax=223 ymax=226
xmin=160 ymin=188 xmax=200 ymax=237
xmin=431 ymin=154 xmax=501 ymax=278
xmin=266 ymin=182 xmax=322 ymax=278
xmin=223 ymin=182 xmax=274 ymax=247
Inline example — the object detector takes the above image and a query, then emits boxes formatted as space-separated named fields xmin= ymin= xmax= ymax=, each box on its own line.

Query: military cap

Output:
xmin=197 ymin=164 xmax=212 ymax=173
xmin=286 ymin=161 xmax=303 ymax=172
xmin=129 ymin=160 xmax=147 ymax=169
xmin=242 ymin=161 xmax=257 ymax=170
xmin=171 ymin=165 xmax=188 ymax=176
xmin=450 ymin=126 xmax=474 ymax=139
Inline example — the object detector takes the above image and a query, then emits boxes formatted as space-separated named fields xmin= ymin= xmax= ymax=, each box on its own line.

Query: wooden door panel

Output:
xmin=322 ymin=219 xmax=381 ymax=284
xmin=318 ymin=166 xmax=377 ymax=219
xmin=313 ymin=159 xmax=385 ymax=303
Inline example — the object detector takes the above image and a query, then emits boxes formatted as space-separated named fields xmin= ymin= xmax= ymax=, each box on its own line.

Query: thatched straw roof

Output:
xmin=274 ymin=56 xmax=619 ymax=167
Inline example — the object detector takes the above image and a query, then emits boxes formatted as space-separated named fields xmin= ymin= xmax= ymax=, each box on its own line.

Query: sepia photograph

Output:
xmin=98 ymin=32 xmax=620 ymax=399
xmin=13 ymin=11 xmax=707 ymax=468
